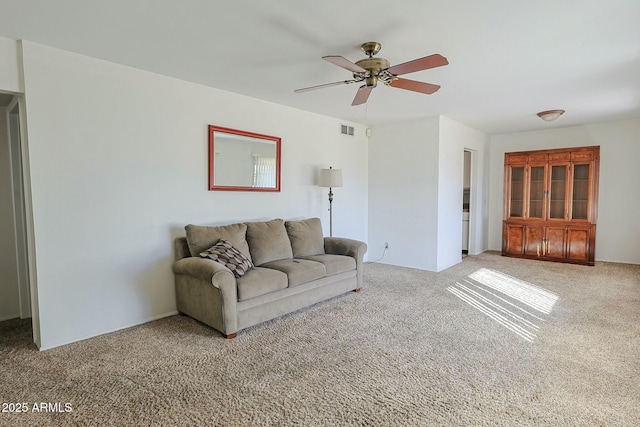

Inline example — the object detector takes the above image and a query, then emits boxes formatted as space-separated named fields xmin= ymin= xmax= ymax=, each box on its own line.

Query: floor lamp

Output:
xmin=319 ymin=167 xmax=343 ymax=237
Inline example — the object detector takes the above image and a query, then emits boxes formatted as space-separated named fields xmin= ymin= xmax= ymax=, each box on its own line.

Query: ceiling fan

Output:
xmin=294 ymin=42 xmax=448 ymax=106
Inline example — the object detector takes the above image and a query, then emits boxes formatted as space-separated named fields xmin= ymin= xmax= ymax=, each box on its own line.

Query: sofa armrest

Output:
xmin=173 ymin=257 xmax=234 ymax=288
xmin=324 ymin=237 xmax=368 ymax=290
xmin=173 ymin=257 xmax=238 ymax=335
xmin=324 ymin=237 xmax=367 ymax=261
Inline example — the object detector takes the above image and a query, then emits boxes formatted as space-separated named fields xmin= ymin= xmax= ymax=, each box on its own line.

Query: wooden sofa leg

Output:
xmin=224 ymin=333 xmax=237 ymax=339
xmin=354 ymin=288 xmax=361 ymax=293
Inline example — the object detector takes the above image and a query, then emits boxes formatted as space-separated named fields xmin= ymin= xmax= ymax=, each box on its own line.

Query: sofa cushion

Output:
xmin=185 ymin=222 xmax=251 ymax=260
xmin=285 ymin=217 xmax=325 ymax=257
xmin=245 ymin=219 xmax=293 ymax=266
xmin=199 ymin=239 xmax=254 ymax=278
xmin=298 ymin=254 xmax=356 ymax=276
xmin=236 ymin=267 xmax=288 ymax=301
xmin=261 ymin=259 xmax=326 ymax=288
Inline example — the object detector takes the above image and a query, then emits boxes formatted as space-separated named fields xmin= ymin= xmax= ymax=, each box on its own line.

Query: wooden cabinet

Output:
xmin=502 ymin=146 xmax=599 ymax=265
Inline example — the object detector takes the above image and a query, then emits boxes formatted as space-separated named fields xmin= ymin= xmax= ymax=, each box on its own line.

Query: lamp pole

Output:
xmin=328 ymin=184 xmax=334 ymax=237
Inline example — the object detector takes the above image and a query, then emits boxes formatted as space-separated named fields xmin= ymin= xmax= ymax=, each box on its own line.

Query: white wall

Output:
xmin=20 ymin=41 xmax=368 ymax=350
xmin=488 ymin=118 xmax=640 ymax=264
xmin=438 ymin=116 xmax=490 ymax=270
xmin=368 ymin=117 xmax=440 ymax=270
xmin=0 ymin=36 xmax=21 ymax=93
xmin=368 ymin=116 xmax=490 ymax=272
xmin=0 ymin=103 xmax=20 ymax=321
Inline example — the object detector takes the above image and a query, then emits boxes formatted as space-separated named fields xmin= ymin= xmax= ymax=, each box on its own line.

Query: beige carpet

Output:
xmin=1 ymin=252 xmax=639 ymax=426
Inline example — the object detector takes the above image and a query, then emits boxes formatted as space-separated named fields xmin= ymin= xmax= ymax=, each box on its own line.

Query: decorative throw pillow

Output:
xmin=200 ymin=239 xmax=254 ymax=278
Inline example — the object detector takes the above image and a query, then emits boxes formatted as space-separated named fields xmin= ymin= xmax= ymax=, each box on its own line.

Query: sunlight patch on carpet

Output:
xmin=468 ymin=268 xmax=558 ymax=314
xmin=447 ymin=268 xmax=559 ymax=342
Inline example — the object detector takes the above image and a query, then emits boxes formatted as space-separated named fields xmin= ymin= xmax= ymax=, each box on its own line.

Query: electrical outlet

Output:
xmin=384 ymin=242 xmax=389 ymax=249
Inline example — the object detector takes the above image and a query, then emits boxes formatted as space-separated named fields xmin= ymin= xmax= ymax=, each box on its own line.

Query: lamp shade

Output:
xmin=319 ymin=168 xmax=343 ymax=188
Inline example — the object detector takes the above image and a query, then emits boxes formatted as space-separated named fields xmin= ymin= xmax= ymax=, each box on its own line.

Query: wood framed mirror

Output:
xmin=208 ymin=125 xmax=281 ymax=192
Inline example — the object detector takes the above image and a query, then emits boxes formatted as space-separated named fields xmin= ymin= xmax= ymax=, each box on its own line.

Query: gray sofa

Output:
xmin=173 ymin=218 xmax=367 ymax=338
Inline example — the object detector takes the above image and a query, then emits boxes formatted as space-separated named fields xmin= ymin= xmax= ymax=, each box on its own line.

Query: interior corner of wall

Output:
xmin=12 ymin=40 xmax=26 ymax=94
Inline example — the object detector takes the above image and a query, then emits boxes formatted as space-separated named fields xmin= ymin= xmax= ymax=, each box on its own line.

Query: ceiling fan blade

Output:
xmin=323 ymin=55 xmax=367 ymax=74
xmin=294 ymin=80 xmax=356 ymax=93
xmin=388 ymin=54 xmax=448 ymax=76
xmin=352 ymin=85 xmax=373 ymax=106
xmin=389 ymin=78 xmax=441 ymax=94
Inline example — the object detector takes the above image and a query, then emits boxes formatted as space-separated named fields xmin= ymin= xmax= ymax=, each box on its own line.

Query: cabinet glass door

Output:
xmin=509 ymin=167 xmax=524 ymax=217
xmin=528 ymin=166 xmax=545 ymax=218
xmin=549 ymin=165 xmax=567 ymax=219
xmin=572 ymin=164 xmax=590 ymax=220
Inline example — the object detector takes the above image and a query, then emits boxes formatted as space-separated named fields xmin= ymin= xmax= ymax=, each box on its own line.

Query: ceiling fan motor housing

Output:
xmin=355 ymin=57 xmax=390 ymax=73
xmin=355 ymin=57 xmax=394 ymax=87
xmin=354 ymin=57 xmax=391 ymax=87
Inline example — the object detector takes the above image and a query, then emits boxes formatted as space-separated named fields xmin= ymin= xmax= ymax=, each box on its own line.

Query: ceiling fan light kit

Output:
xmin=537 ymin=109 xmax=565 ymax=122
xmin=295 ymin=42 xmax=448 ymax=106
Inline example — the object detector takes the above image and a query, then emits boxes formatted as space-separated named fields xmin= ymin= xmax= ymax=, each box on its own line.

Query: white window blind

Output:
xmin=253 ymin=156 xmax=276 ymax=188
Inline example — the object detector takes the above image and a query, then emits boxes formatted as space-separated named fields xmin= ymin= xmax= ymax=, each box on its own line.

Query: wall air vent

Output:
xmin=340 ymin=125 xmax=354 ymax=136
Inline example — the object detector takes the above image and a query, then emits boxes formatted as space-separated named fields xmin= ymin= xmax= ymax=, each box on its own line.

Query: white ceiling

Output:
xmin=1 ymin=0 xmax=639 ymax=134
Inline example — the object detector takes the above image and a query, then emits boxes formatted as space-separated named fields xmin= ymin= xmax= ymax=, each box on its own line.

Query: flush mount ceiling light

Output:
xmin=537 ymin=109 xmax=565 ymax=122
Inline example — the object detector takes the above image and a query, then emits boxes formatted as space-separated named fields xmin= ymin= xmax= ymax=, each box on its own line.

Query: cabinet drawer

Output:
xmin=528 ymin=153 xmax=548 ymax=163
xmin=549 ymin=152 xmax=571 ymax=162
xmin=571 ymin=151 xmax=594 ymax=161
xmin=506 ymin=154 xmax=527 ymax=165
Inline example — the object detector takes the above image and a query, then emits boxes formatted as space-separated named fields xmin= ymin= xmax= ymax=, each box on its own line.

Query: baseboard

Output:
xmin=0 ymin=313 xmax=21 ymax=322
xmin=38 ymin=310 xmax=179 ymax=351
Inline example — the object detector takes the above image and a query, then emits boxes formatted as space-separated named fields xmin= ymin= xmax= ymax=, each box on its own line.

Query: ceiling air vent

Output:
xmin=340 ymin=124 xmax=354 ymax=136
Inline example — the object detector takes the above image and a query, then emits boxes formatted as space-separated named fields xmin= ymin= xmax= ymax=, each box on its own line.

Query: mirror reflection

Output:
xmin=208 ymin=125 xmax=281 ymax=191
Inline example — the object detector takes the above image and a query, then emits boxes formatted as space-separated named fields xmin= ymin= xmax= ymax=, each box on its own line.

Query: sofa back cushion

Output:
xmin=174 ymin=237 xmax=191 ymax=261
xmin=184 ymin=222 xmax=251 ymax=260
xmin=285 ymin=217 xmax=325 ymax=257
xmin=245 ymin=219 xmax=293 ymax=266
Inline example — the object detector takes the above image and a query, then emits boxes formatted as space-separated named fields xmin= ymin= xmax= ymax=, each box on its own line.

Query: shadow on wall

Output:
xmin=125 ymin=224 xmax=191 ymax=321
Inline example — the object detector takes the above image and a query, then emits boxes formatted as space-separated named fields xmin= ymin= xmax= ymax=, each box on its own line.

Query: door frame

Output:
xmin=5 ymin=93 xmax=40 ymax=347
xmin=7 ymin=96 xmax=31 ymax=318
xmin=464 ymin=148 xmax=479 ymax=255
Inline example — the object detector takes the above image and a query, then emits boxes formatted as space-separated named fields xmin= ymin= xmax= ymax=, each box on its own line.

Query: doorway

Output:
xmin=0 ymin=94 xmax=31 ymax=322
xmin=8 ymin=97 xmax=31 ymax=319
xmin=462 ymin=150 xmax=471 ymax=256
